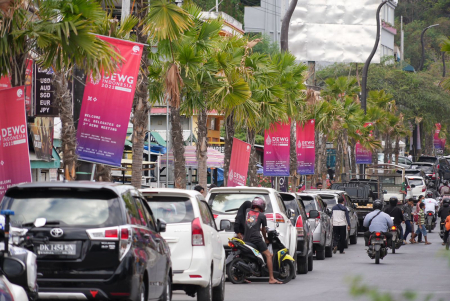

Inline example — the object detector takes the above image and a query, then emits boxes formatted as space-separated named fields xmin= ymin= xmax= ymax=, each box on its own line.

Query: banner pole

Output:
xmin=90 ymin=164 xmax=96 ymax=181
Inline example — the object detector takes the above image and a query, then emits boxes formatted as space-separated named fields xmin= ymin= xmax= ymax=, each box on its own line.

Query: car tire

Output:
xmin=307 ymin=253 xmax=313 ymax=271
xmin=297 ymin=255 xmax=308 ymax=274
xmin=197 ymin=272 xmax=212 ymax=301
xmin=137 ymin=281 xmax=146 ymax=301
xmin=325 ymin=245 xmax=333 ymax=258
xmin=160 ymin=273 xmax=171 ymax=301
xmin=212 ymin=265 xmax=225 ymax=301
xmin=315 ymin=245 xmax=325 ymax=260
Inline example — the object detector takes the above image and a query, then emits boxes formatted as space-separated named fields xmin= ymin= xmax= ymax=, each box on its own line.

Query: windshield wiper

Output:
xmin=225 ymin=208 xmax=240 ymax=212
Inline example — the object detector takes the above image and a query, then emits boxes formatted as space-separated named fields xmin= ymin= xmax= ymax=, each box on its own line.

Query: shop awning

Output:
xmin=149 ymin=132 xmax=167 ymax=146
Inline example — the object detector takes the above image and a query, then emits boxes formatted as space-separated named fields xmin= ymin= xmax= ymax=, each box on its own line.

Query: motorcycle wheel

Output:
xmin=227 ymin=258 xmax=246 ymax=284
xmin=276 ymin=260 xmax=295 ymax=284
xmin=391 ymin=240 xmax=395 ymax=254
xmin=375 ymin=250 xmax=380 ymax=264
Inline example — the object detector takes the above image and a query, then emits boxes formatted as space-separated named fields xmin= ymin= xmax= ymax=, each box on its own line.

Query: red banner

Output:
xmin=296 ymin=119 xmax=315 ymax=175
xmin=228 ymin=138 xmax=251 ymax=187
xmin=0 ymin=86 xmax=32 ymax=199
xmin=76 ymin=36 xmax=144 ymax=166
xmin=355 ymin=122 xmax=373 ymax=164
xmin=264 ymin=122 xmax=290 ymax=176
xmin=0 ymin=75 xmax=11 ymax=90
xmin=434 ymin=123 xmax=442 ymax=150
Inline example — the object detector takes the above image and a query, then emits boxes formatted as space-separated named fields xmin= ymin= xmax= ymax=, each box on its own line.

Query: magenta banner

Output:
xmin=296 ymin=119 xmax=315 ymax=175
xmin=0 ymin=87 xmax=32 ymax=200
xmin=228 ymin=138 xmax=251 ymax=186
xmin=434 ymin=123 xmax=442 ymax=149
xmin=355 ymin=122 xmax=373 ymax=164
xmin=264 ymin=123 xmax=290 ymax=176
xmin=76 ymin=36 xmax=144 ymax=166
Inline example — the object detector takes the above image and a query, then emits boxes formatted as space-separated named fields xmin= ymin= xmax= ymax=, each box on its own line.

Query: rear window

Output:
xmin=407 ymin=178 xmax=424 ymax=186
xmin=144 ymin=196 xmax=195 ymax=224
xmin=208 ymin=193 xmax=273 ymax=214
xmin=418 ymin=157 xmax=437 ymax=164
xmin=319 ymin=195 xmax=337 ymax=207
xmin=1 ymin=196 xmax=121 ymax=227
xmin=411 ymin=165 xmax=433 ymax=173
xmin=299 ymin=195 xmax=316 ymax=212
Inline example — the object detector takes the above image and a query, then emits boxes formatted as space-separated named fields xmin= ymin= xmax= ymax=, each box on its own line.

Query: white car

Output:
xmin=206 ymin=187 xmax=297 ymax=260
xmin=405 ymin=176 xmax=427 ymax=201
xmin=140 ymin=189 xmax=226 ymax=301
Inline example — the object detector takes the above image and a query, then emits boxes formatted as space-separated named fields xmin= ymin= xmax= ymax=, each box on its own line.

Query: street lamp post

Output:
xmin=418 ymin=24 xmax=439 ymax=71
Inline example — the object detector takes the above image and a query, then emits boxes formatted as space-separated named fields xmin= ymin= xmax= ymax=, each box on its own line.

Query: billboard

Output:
xmin=296 ymin=119 xmax=315 ymax=175
xmin=289 ymin=0 xmax=381 ymax=63
xmin=0 ymin=86 xmax=32 ymax=199
xmin=30 ymin=117 xmax=54 ymax=162
xmin=264 ymin=123 xmax=290 ymax=176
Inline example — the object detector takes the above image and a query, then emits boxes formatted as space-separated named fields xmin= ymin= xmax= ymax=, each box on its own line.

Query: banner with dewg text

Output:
xmin=355 ymin=123 xmax=373 ymax=164
xmin=296 ymin=119 xmax=315 ymax=175
xmin=264 ymin=122 xmax=290 ymax=176
xmin=227 ymin=138 xmax=251 ymax=187
xmin=76 ymin=36 xmax=144 ymax=166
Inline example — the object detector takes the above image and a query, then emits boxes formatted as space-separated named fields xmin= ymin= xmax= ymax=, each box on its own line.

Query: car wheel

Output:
xmin=325 ymin=245 xmax=333 ymax=258
xmin=197 ymin=272 xmax=212 ymax=301
xmin=307 ymin=252 xmax=313 ymax=271
xmin=160 ymin=273 xmax=171 ymax=301
xmin=315 ymin=245 xmax=325 ymax=260
xmin=297 ymin=255 xmax=308 ymax=274
xmin=212 ymin=265 xmax=225 ymax=301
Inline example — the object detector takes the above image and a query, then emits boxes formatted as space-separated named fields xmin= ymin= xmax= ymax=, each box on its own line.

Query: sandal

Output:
xmin=409 ymin=238 xmax=416 ymax=244
xmin=425 ymin=242 xmax=432 ymax=245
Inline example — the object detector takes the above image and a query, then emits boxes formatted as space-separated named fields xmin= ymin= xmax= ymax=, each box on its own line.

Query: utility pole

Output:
xmin=418 ymin=24 xmax=439 ymax=71
xmin=401 ymin=16 xmax=404 ymax=62
xmin=121 ymin=0 xmax=130 ymax=23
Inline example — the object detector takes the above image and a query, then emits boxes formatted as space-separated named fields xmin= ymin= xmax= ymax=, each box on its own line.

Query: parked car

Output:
xmin=405 ymin=176 xmax=427 ymax=201
xmin=307 ymin=190 xmax=359 ymax=245
xmin=378 ymin=153 xmax=412 ymax=169
xmin=410 ymin=162 xmax=440 ymax=187
xmin=206 ymin=187 xmax=297 ymax=262
xmin=1 ymin=182 xmax=172 ymax=301
xmin=417 ymin=156 xmax=450 ymax=180
xmin=279 ymin=193 xmax=314 ymax=274
xmin=298 ymin=192 xmax=333 ymax=260
xmin=140 ymin=188 xmax=226 ymax=301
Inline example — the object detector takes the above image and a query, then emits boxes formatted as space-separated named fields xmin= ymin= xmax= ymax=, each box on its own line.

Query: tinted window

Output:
xmin=440 ymin=159 xmax=449 ymax=167
xmin=134 ymin=197 xmax=150 ymax=227
xmin=299 ymin=195 xmax=317 ymax=212
xmin=209 ymin=193 xmax=273 ymax=214
xmin=144 ymin=195 xmax=195 ymax=224
xmin=1 ymin=196 xmax=122 ymax=227
xmin=411 ymin=164 xmax=433 ymax=173
xmin=123 ymin=192 xmax=142 ymax=225
xmin=319 ymin=195 xmax=337 ymax=207
xmin=198 ymin=200 xmax=215 ymax=228
xmin=407 ymin=178 xmax=425 ymax=186
xmin=140 ymin=201 xmax=156 ymax=230
xmin=276 ymin=194 xmax=288 ymax=215
xmin=418 ymin=157 xmax=437 ymax=164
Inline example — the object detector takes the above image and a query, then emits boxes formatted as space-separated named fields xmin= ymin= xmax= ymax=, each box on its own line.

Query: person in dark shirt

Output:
xmin=438 ymin=197 xmax=450 ymax=245
xmin=234 ymin=201 xmax=252 ymax=239
xmin=384 ymin=197 xmax=404 ymax=241
xmin=243 ymin=197 xmax=281 ymax=284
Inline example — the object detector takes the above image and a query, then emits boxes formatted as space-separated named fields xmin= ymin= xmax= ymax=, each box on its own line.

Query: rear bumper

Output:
xmin=172 ymin=248 xmax=211 ymax=288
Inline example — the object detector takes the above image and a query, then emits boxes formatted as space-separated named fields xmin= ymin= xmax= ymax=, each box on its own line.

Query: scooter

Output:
xmin=425 ymin=211 xmax=436 ymax=232
xmin=226 ymin=228 xmax=295 ymax=284
xmin=367 ymin=232 xmax=388 ymax=264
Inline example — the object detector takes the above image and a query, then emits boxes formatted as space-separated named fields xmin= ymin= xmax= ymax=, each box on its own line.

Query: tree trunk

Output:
xmin=196 ymin=108 xmax=208 ymax=195
xmin=290 ymin=121 xmax=297 ymax=176
xmin=54 ymin=71 xmax=77 ymax=181
xmin=131 ymin=0 xmax=150 ymax=189
xmin=394 ymin=137 xmax=400 ymax=165
xmin=223 ymin=112 xmax=235 ymax=186
xmin=342 ymin=130 xmax=350 ymax=182
xmin=280 ymin=0 xmax=298 ymax=51
xmin=335 ymin=135 xmax=342 ymax=182
xmin=170 ymin=106 xmax=186 ymax=189
xmin=350 ymin=138 xmax=357 ymax=176
xmin=247 ymin=128 xmax=258 ymax=187
xmin=95 ymin=165 xmax=112 ymax=182
xmin=384 ymin=133 xmax=389 ymax=163
xmin=319 ymin=134 xmax=328 ymax=184
xmin=313 ymin=130 xmax=320 ymax=184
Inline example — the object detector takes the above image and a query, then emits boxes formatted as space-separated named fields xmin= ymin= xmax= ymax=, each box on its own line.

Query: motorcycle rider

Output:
xmin=243 ymin=197 xmax=282 ymax=284
xmin=384 ymin=197 xmax=404 ymax=242
xmin=438 ymin=197 xmax=450 ymax=245
xmin=439 ymin=181 xmax=450 ymax=195
xmin=424 ymin=191 xmax=438 ymax=221
xmin=363 ymin=200 xmax=394 ymax=247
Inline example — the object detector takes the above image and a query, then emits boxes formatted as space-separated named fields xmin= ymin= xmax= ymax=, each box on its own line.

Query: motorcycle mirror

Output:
xmin=34 ymin=218 xmax=47 ymax=228
xmin=2 ymin=257 xmax=25 ymax=278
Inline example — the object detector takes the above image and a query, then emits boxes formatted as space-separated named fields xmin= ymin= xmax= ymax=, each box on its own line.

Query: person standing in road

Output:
xmin=412 ymin=202 xmax=431 ymax=245
xmin=331 ymin=196 xmax=351 ymax=254
xmin=402 ymin=199 xmax=414 ymax=244
xmin=438 ymin=198 xmax=450 ymax=245
xmin=327 ymin=166 xmax=335 ymax=181
xmin=384 ymin=197 xmax=404 ymax=242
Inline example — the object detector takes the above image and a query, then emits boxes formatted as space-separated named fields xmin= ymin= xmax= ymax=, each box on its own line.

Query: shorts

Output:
xmin=250 ymin=240 xmax=268 ymax=253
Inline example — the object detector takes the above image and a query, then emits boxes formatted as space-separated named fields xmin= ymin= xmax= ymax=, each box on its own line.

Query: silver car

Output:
xmin=298 ymin=193 xmax=333 ymax=260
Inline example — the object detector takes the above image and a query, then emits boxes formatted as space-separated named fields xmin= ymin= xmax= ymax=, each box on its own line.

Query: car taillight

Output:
xmin=192 ymin=218 xmax=205 ymax=246
xmin=213 ymin=214 xmax=218 ymax=219
xmin=119 ymin=226 xmax=132 ymax=261
xmin=306 ymin=212 xmax=309 ymax=217
xmin=315 ymin=212 xmax=321 ymax=219
xmin=86 ymin=226 xmax=120 ymax=241
xmin=265 ymin=213 xmax=285 ymax=223
xmin=438 ymin=164 xmax=440 ymax=169
xmin=422 ymin=187 xmax=426 ymax=192
xmin=432 ymin=173 xmax=436 ymax=179
xmin=296 ymin=216 xmax=304 ymax=237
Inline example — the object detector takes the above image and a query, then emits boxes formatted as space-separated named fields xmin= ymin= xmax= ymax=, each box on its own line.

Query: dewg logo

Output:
xmin=16 ymin=89 xmax=23 ymax=98
xmin=132 ymin=45 xmax=140 ymax=54
xmin=228 ymin=169 xmax=234 ymax=181
xmin=265 ymin=135 xmax=272 ymax=146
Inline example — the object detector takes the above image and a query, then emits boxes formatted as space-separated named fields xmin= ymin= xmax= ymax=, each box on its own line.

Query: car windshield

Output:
xmin=407 ymin=179 xmax=424 ymax=186
xmin=319 ymin=195 xmax=337 ymax=207
xmin=299 ymin=195 xmax=316 ymax=212
xmin=1 ymin=197 xmax=121 ymax=227
xmin=411 ymin=165 xmax=433 ymax=173
xmin=208 ymin=193 xmax=273 ymax=214
xmin=144 ymin=196 xmax=195 ymax=224
xmin=418 ymin=157 xmax=437 ymax=163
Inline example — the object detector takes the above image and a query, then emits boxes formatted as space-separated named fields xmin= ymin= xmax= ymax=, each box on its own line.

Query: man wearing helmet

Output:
xmin=363 ymin=200 xmax=394 ymax=246
xmin=424 ymin=191 xmax=438 ymax=221
xmin=438 ymin=197 xmax=450 ymax=245
xmin=439 ymin=181 xmax=450 ymax=195
xmin=384 ymin=197 xmax=405 ymax=242
xmin=243 ymin=197 xmax=281 ymax=284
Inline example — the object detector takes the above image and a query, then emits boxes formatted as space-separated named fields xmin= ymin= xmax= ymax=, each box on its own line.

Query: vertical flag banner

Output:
xmin=264 ymin=122 xmax=290 ymax=176
xmin=76 ymin=36 xmax=144 ymax=166
xmin=434 ymin=123 xmax=442 ymax=149
xmin=355 ymin=123 xmax=373 ymax=164
xmin=30 ymin=117 xmax=54 ymax=162
xmin=296 ymin=119 xmax=315 ymax=175
xmin=0 ymin=75 xmax=11 ymax=90
xmin=227 ymin=138 xmax=251 ymax=187
xmin=0 ymin=86 xmax=32 ymax=199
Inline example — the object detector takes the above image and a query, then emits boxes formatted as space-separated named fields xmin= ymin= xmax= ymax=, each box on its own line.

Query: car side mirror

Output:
xmin=220 ymin=220 xmax=231 ymax=231
xmin=3 ymin=257 xmax=25 ymax=278
xmin=157 ymin=219 xmax=166 ymax=233
xmin=309 ymin=210 xmax=320 ymax=219
xmin=287 ymin=209 xmax=295 ymax=220
xmin=34 ymin=218 xmax=46 ymax=228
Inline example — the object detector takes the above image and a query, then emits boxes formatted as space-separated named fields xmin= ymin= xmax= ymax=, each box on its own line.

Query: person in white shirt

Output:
xmin=407 ymin=153 xmax=413 ymax=161
xmin=424 ymin=195 xmax=438 ymax=214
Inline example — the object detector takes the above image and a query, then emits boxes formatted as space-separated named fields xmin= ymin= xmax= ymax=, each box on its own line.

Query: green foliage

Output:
xmin=194 ymin=0 xmax=244 ymax=24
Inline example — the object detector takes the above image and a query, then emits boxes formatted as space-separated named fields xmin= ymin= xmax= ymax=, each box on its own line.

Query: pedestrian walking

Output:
xmin=331 ymin=196 xmax=351 ymax=254
xmin=414 ymin=195 xmax=425 ymax=243
xmin=402 ymin=198 xmax=414 ymax=244
xmin=411 ymin=202 xmax=431 ymax=245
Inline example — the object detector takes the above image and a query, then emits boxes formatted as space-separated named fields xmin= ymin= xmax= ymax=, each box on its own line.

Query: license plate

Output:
xmin=37 ymin=243 xmax=76 ymax=255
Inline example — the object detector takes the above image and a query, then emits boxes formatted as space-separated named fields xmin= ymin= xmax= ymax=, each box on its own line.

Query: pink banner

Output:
xmin=0 ymin=86 xmax=32 ymax=200
xmin=434 ymin=123 xmax=442 ymax=149
xmin=296 ymin=119 xmax=315 ymax=175
xmin=264 ymin=122 xmax=290 ymax=176
xmin=76 ymin=36 xmax=144 ymax=166
xmin=355 ymin=123 xmax=373 ymax=164
xmin=228 ymin=138 xmax=251 ymax=186
xmin=0 ymin=75 xmax=11 ymax=90
xmin=441 ymin=138 xmax=446 ymax=150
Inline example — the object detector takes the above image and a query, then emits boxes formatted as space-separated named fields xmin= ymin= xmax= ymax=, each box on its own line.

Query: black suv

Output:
xmin=417 ymin=156 xmax=450 ymax=181
xmin=280 ymin=193 xmax=313 ymax=275
xmin=1 ymin=182 xmax=171 ymax=301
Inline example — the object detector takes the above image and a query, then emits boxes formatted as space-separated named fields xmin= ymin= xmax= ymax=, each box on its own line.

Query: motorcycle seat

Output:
xmin=245 ymin=242 xmax=259 ymax=249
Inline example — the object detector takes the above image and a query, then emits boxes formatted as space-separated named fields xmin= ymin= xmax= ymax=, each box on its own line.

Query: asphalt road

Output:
xmin=173 ymin=224 xmax=450 ymax=301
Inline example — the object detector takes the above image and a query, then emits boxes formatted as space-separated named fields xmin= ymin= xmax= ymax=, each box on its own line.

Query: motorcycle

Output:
xmin=226 ymin=228 xmax=295 ymax=284
xmin=389 ymin=224 xmax=402 ymax=254
xmin=367 ymin=232 xmax=388 ymax=264
xmin=425 ymin=211 xmax=436 ymax=232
